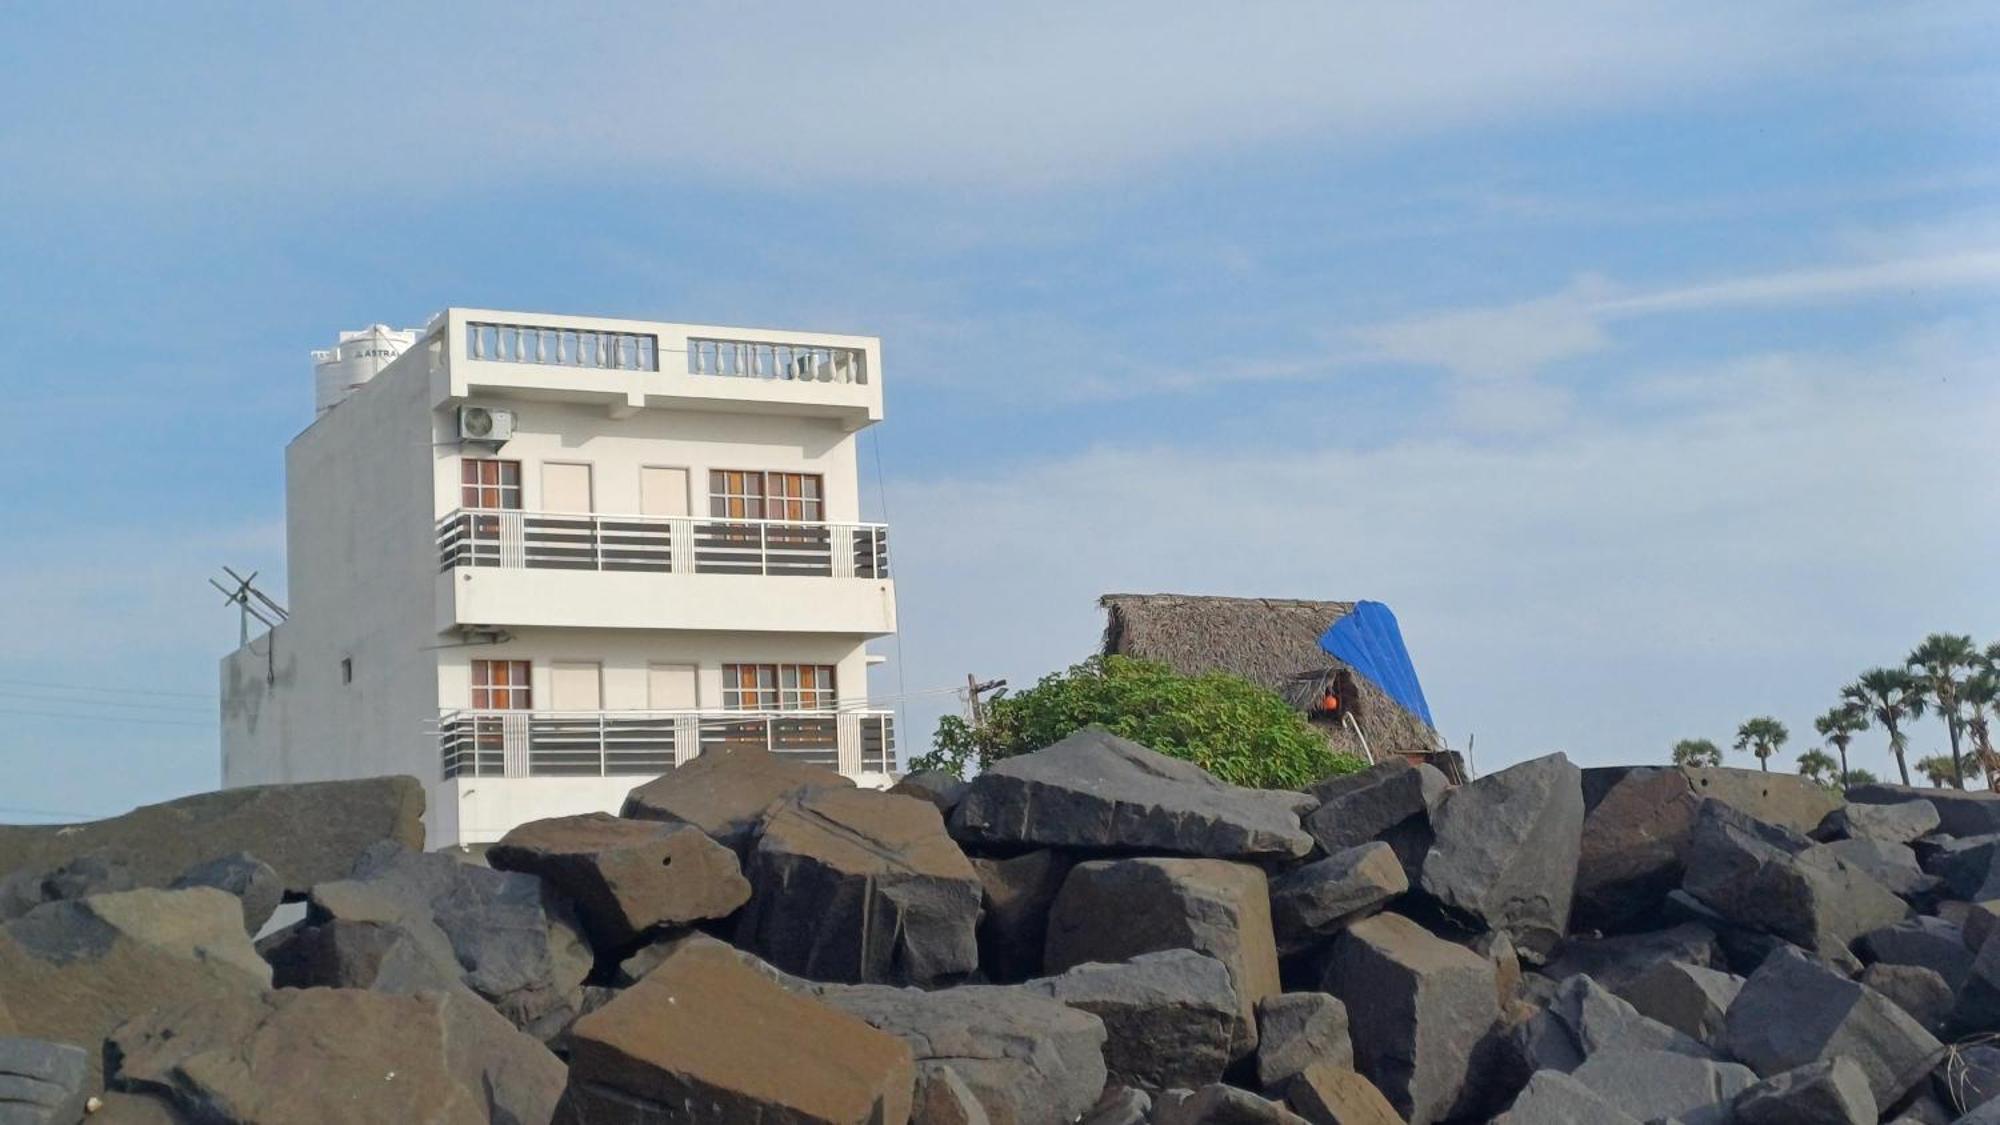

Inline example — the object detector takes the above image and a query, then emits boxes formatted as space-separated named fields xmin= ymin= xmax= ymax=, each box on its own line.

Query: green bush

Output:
xmin=907 ymin=655 xmax=1366 ymax=790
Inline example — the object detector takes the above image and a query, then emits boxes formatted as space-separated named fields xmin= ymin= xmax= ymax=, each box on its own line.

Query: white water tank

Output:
xmin=312 ymin=324 xmax=419 ymax=415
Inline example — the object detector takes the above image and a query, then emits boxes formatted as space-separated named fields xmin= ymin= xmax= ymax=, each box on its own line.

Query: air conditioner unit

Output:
xmin=458 ymin=405 xmax=516 ymax=443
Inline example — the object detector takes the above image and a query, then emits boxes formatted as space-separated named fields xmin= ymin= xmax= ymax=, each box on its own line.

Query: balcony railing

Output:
xmin=466 ymin=320 xmax=659 ymax=372
xmin=437 ymin=509 xmax=889 ymax=579
xmin=687 ymin=337 xmax=867 ymax=385
xmin=438 ymin=708 xmax=895 ymax=779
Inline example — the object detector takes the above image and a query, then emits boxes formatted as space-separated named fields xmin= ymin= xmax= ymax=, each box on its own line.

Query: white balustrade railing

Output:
xmin=465 ymin=320 xmax=659 ymax=371
xmin=687 ymin=337 xmax=867 ymax=384
xmin=436 ymin=509 xmax=888 ymax=579
xmin=438 ymin=708 xmax=895 ymax=779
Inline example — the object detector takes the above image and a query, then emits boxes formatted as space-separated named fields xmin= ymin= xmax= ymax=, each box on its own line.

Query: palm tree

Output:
xmin=1671 ymin=738 xmax=1723 ymax=768
xmin=1795 ymin=748 xmax=1839 ymax=789
xmin=1962 ymin=662 xmax=2000 ymax=795
xmin=1842 ymin=767 xmax=1880 ymax=786
xmin=1909 ymin=633 xmax=1979 ymax=789
xmin=1915 ymin=754 xmax=1959 ymax=788
xmin=1734 ymin=717 xmax=1789 ymax=773
xmin=1812 ymin=703 xmax=1868 ymax=791
xmin=1844 ymin=668 xmax=1925 ymax=787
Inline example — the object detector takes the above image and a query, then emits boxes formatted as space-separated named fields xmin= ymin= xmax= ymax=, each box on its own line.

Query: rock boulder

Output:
xmin=1724 ymin=945 xmax=1942 ymax=1107
xmin=1419 ymin=752 xmax=1584 ymax=961
xmin=487 ymin=812 xmax=750 ymax=952
xmin=1025 ymin=950 xmax=1236 ymax=1092
xmin=620 ymin=747 xmax=853 ymax=853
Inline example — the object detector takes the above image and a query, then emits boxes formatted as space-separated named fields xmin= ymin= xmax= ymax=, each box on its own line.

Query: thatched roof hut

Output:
xmin=1098 ymin=593 xmax=1445 ymax=768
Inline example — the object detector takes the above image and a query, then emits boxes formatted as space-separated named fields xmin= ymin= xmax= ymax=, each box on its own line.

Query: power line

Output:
xmin=0 ymin=706 xmax=214 ymax=728
xmin=0 ymin=676 xmax=210 ymax=701
xmin=0 ymin=804 xmax=108 ymax=821
xmin=0 ymin=688 xmax=211 ymax=715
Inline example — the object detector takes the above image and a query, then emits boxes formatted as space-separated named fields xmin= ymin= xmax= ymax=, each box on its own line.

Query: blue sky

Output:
xmin=2 ymin=3 xmax=1996 ymax=819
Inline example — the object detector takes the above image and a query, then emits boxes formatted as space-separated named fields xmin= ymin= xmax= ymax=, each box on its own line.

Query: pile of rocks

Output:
xmin=2 ymin=730 xmax=1998 ymax=1123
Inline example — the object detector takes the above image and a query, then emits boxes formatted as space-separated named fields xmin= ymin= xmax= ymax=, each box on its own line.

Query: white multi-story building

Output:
xmin=221 ymin=309 xmax=898 ymax=847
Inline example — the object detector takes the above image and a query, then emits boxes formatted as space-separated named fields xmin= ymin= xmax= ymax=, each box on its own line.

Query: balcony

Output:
xmin=438 ymin=708 xmax=896 ymax=779
xmin=435 ymin=510 xmax=896 ymax=636
xmin=435 ymin=309 xmax=883 ymax=429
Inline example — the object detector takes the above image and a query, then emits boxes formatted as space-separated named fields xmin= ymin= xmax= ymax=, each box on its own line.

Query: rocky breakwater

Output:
xmin=2 ymin=736 xmax=2000 ymax=1122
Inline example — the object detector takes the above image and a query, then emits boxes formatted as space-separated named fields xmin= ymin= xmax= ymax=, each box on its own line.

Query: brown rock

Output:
xmin=737 ymin=787 xmax=982 ymax=985
xmin=1680 ymin=766 xmax=1842 ymax=835
xmin=1573 ymin=766 xmax=1701 ymax=931
xmin=0 ymin=888 xmax=271 ymax=1088
xmin=0 ymin=776 xmax=424 ymax=897
xmin=621 ymin=747 xmax=854 ymax=853
xmin=557 ymin=939 xmax=915 ymax=1123
xmin=107 ymin=986 xmax=564 ymax=1124
xmin=1045 ymin=857 xmax=1280 ymax=1054
xmin=1285 ymin=1063 xmax=1403 ymax=1125
xmin=488 ymin=812 xmax=750 ymax=951
xmin=971 ymin=849 xmax=1073 ymax=982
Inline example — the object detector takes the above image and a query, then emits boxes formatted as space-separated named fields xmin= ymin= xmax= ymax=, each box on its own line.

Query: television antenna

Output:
xmin=209 ymin=567 xmax=288 ymax=645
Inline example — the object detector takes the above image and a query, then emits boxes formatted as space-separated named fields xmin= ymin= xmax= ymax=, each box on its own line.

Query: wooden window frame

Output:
xmin=471 ymin=659 xmax=532 ymax=710
xmin=722 ymin=663 xmax=836 ymax=711
xmin=709 ymin=470 xmax=823 ymax=523
xmin=462 ymin=459 xmax=522 ymax=511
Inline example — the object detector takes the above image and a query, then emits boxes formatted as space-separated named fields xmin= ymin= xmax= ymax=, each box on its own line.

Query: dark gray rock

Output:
xmin=1319 ymin=912 xmax=1497 ymax=1125
xmin=1681 ymin=766 xmax=1843 ymax=834
xmin=108 ymin=986 xmax=564 ymax=1125
xmin=889 ymin=771 xmax=970 ymax=816
xmin=1024 ymin=950 xmax=1236 ymax=1092
xmin=738 ymin=787 xmax=980 ymax=987
xmin=969 ymin=849 xmax=1072 ymax=982
xmin=1725 ymin=945 xmax=1943 ymax=1107
xmin=1682 ymin=799 xmax=1909 ymax=957
xmin=1302 ymin=758 xmax=1448 ymax=854
xmin=1733 ymin=1057 xmax=1878 ymax=1125
xmin=1542 ymin=922 xmax=1722 ymax=992
xmin=813 ymin=982 xmax=1108 ymax=1125
xmin=1848 ymin=784 xmax=2000 ymax=838
xmin=950 ymin=727 xmax=1314 ymax=860
xmin=168 ymin=852 xmax=281 ymax=936
xmin=1613 ymin=959 xmax=1743 ymax=1045
xmin=1860 ymin=916 xmax=1975 ymax=989
xmin=620 ymin=746 xmax=854 ymax=854
xmin=1818 ymin=800 xmax=1942 ymax=844
xmin=487 ymin=812 xmax=751 ymax=952
xmin=1935 ymin=1043 xmax=2000 ymax=1120
xmin=1572 ymin=766 xmax=1703 ymax=933
xmin=1817 ymin=838 xmax=1940 ymax=899
xmin=0 ymin=855 xmax=134 ymax=923
xmin=1254 ymin=991 xmax=1353 ymax=1089
xmin=1153 ymin=1084 xmax=1310 ymax=1125
xmin=0 ymin=888 xmax=271 ymax=1089
xmin=261 ymin=912 xmax=466 ymax=996
xmin=289 ymin=842 xmax=592 ymax=1040
xmin=1419 ymin=752 xmax=1584 ymax=962
xmin=1954 ymin=927 xmax=2000 ymax=1035
xmin=1045 ymin=858 xmax=1278 ymax=1054
xmin=1512 ymin=973 xmax=1714 ymax=1075
xmin=0 ymin=1038 xmax=88 ymax=1125
xmin=1569 ymin=1048 xmax=1757 ymax=1125
xmin=556 ymin=939 xmax=916 ymax=1125
xmin=1859 ymin=963 xmax=1953 ymax=1032
xmin=1268 ymin=842 xmax=1406 ymax=954
xmin=1492 ymin=1069 xmax=1643 ymax=1124
xmin=1964 ymin=900 xmax=2000 ymax=952
xmin=1933 ymin=835 xmax=2000 ymax=901
xmin=0 ymin=776 xmax=424 ymax=899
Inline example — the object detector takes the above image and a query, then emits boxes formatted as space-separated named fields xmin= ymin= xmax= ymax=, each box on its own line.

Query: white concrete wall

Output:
xmin=223 ymin=352 xmax=441 ymax=788
xmin=432 ymin=399 xmax=864 ymax=522
xmin=440 ymin=568 xmax=895 ymax=636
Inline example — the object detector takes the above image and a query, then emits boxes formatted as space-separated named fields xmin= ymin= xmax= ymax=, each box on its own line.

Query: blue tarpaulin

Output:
xmin=1318 ymin=601 xmax=1435 ymax=729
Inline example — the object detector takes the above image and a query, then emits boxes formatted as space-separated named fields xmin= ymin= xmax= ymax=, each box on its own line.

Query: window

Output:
xmin=722 ymin=663 xmax=836 ymax=711
xmin=709 ymin=470 xmax=822 ymax=522
xmin=340 ymin=657 xmax=353 ymax=685
xmin=462 ymin=459 xmax=522 ymax=510
xmin=471 ymin=660 xmax=531 ymax=709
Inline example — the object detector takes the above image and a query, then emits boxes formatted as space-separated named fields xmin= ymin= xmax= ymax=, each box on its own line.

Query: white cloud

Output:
xmin=2 ymin=3 xmax=1981 ymax=198
xmin=1598 ymin=249 xmax=2000 ymax=316
xmin=1358 ymin=284 xmax=1613 ymax=381
xmin=880 ymin=325 xmax=2000 ymax=775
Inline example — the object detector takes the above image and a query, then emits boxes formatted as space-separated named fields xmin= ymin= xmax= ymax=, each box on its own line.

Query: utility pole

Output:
xmin=964 ymin=674 xmax=1006 ymax=732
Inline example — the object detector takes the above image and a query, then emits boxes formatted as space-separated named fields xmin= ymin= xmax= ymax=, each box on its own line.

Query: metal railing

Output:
xmin=465 ymin=321 xmax=659 ymax=372
xmin=437 ymin=509 xmax=889 ymax=579
xmin=687 ymin=337 xmax=867 ymax=385
xmin=438 ymin=708 xmax=895 ymax=779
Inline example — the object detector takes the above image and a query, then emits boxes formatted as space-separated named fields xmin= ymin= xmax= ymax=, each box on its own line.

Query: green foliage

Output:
xmin=1733 ymin=716 xmax=1789 ymax=772
xmin=1671 ymin=738 xmax=1723 ymax=768
xmin=909 ymin=655 xmax=1367 ymax=789
xmin=1795 ymin=748 xmax=1840 ymax=789
xmin=1841 ymin=768 xmax=1879 ymax=786
xmin=1914 ymin=754 xmax=1960 ymax=787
